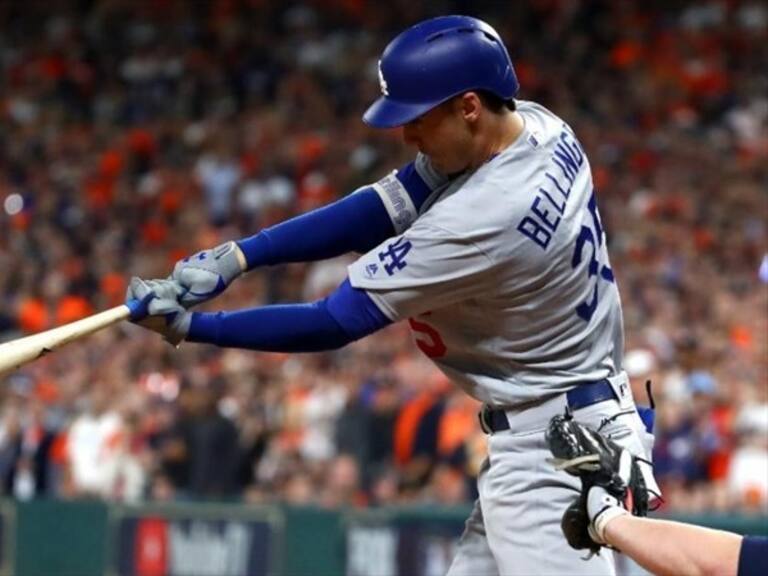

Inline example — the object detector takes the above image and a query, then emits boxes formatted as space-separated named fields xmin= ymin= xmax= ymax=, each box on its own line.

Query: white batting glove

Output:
xmin=170 ymin=241 xmax=246 ymax=307
xmin=586 ymin=485 xmax=629 ymax=544
xmin=126 ymin=277 xmax=192 ymax=346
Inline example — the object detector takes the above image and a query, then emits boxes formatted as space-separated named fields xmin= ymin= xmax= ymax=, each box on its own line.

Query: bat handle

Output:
xmin=125 ymin=296 xmax=153 ymax=322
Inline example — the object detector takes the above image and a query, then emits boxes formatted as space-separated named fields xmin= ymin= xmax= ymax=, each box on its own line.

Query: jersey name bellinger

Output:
xmin=517 ymin=126 xmax=585 ymax=250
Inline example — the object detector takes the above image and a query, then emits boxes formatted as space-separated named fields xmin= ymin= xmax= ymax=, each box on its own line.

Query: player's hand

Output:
xmin=585 ymin=485 xmax=628 ymax=544
xmin=546 ymin=412 xmax=648 ymax=553
xmin=126 ymin=277 xmax=192 ymax=346
xmin=170 ymin=241 xmax=246 ymax=307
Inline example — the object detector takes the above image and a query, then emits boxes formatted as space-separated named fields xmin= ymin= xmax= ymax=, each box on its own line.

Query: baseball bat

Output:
xmin=0 ymin=305 xmax=131 ymax=378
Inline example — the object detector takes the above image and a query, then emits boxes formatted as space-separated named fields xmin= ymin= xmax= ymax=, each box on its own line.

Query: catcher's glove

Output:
xmin=546 ymin=411 xmax=649 ymax=554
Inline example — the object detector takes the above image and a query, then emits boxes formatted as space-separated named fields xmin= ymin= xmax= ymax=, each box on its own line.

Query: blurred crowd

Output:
xmin=0 ymin=0 xmax=766 ymax=514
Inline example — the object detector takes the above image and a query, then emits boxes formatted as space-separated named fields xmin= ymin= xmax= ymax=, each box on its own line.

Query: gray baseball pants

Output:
xmin=447 ymin=376 xmax=656 ymax=576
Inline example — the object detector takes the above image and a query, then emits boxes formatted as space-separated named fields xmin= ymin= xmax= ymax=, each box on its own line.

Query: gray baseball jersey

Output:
xmin=349 ymin=100 xmax=624 ymax=407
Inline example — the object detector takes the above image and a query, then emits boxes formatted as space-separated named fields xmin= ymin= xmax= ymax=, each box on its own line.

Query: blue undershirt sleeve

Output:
xmin=236 ymin=161 xmax=433 ymax=269
xmin=186 ymin=279 xmax=391 ymax=353
xmin=325 ymin=279 xmax=391 ymax=339
xmin=395 ymin=161 xmax=432 ymax=207
xmin=738 ymin=536 xmax=768 ymax=576
xmin=236 ymin=188 xmax=394 ymax=268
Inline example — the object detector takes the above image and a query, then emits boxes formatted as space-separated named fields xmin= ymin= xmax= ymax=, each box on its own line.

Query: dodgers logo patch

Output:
xmin=378 ymin=237 xmax=412 ymax=276
xmin=377 ymin=60 xmax=389 ymax=96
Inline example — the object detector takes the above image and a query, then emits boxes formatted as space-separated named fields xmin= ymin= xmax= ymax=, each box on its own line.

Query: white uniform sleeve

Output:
xmin=347 ymin=222 xmax=498 ymax=321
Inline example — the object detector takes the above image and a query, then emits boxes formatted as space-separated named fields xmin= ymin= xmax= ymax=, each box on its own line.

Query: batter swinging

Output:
xmin=127 ymin=15 xmax=659 ymax=575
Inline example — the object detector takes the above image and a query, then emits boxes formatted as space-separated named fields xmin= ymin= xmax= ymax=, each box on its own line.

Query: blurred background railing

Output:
xmin=1 ymin=499 xmax=767 ymax=576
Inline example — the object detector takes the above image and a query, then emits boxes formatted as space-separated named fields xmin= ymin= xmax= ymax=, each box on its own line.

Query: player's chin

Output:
xmin=431 ymin=156 xmax=464 ymax=175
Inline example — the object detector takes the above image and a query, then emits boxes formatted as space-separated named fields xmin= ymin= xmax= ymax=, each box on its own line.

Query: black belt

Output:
xmin=479 ymin=379 xmax=618 ymax=434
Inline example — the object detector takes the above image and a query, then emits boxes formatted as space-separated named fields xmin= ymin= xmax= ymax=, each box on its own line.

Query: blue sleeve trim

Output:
xmin=187 ymin=279 xmax=390 ymax=352
xmin=326 ymin=279 xmax=391 ymax=339
xmin=395 ymin=161 xmax=432 ymax=213
xmin=236 ymin=188 xmax=395 ymax=269
xmin=738 ymin=536 xmax=768 ymax=576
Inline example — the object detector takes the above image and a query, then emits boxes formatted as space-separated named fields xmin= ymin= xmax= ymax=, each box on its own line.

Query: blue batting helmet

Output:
xmin=363 ymin=15 xmax=519 ymax=129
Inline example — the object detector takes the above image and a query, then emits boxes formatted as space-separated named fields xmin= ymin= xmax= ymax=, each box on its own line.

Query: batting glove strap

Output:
xmin=161 ymin=310 xmax=192 ymax=347
xmin=587 ymin=486 xmax=628 ymax=544
xmin=172 ymin=241 xmax=246 ymax=307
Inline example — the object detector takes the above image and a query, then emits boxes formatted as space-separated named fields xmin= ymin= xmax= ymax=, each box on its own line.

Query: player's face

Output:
xmin=402 ymin=97 xmax=474 ymax=174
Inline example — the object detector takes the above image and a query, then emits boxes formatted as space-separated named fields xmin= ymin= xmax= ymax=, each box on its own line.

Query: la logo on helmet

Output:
xmin=377 ymin=61 xmax=389 ymax=96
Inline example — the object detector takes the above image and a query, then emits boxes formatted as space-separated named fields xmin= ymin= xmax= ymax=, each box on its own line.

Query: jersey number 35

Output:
xmin=571 ymin=190 xmax=614 ymax=322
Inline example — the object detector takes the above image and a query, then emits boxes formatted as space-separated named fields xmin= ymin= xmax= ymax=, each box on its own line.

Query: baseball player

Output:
xmin=546 ymin=414 xmax=768 ymax=576
xmin=128 ymin=15 xmax=659 ymax=575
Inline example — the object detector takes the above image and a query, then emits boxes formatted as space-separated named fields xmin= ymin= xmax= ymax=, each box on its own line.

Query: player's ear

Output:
xmin=459 ymin=92 xmax=482 ymax=123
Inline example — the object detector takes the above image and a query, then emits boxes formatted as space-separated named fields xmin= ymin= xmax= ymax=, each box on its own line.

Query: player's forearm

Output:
xmin=604 ymin=515 xmax=741 ymax=576
xmin=236 ymin=188 xmax=396 ymax=269
xmin=236 ymin=161 xmax=436 ymax=269
xmin=186 ymin=279 xmax=390 ymax=352
xmin=188 ymin=303 xmax=352 ymax=352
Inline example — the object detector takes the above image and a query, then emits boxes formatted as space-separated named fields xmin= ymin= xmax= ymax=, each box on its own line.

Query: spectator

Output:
xmin=66 ymin=386 xmax=125 ymax=498
xmin=181 ymin=385 xmax=241 ymax=499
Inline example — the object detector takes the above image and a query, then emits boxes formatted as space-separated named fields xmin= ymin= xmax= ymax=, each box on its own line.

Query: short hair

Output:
xmin=476 ymin=90 xmax=516 ymax=113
